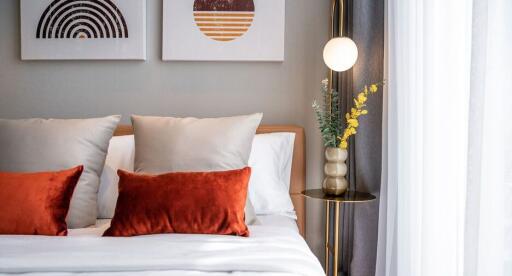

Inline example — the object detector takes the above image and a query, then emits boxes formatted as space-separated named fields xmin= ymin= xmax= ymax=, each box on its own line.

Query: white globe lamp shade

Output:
xmin=323 ymin=37 xmax=358 ymax=72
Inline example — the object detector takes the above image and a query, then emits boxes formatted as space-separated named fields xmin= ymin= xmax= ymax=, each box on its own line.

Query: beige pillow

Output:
xmin=0 ymin=116 xmax=120 ymax=228
xmin=131 ymin=114 xmax=263 ymax=225
xmin=132 ymin=114 xmax=263 ymax=173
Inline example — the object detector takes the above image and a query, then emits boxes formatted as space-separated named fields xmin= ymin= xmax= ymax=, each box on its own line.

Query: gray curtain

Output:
xmin=332 ymin=0 xmax=384 ymax=275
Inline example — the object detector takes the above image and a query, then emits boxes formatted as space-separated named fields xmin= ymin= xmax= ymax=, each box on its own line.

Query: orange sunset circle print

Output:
xmin=193 ymin=0 xmax=255 ymax=42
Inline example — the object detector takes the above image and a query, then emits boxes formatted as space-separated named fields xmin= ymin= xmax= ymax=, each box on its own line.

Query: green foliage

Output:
xmin=312 ymin=79 xmax=342 ymax=147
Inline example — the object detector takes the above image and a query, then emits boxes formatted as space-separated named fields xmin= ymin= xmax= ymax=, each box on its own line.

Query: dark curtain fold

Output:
xmin=331 ymin=0 xmax=384 ymax=275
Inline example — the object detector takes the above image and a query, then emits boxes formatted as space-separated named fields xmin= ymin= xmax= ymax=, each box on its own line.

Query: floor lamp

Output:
xmin=323 ymin=1 xmax=358 ymax=276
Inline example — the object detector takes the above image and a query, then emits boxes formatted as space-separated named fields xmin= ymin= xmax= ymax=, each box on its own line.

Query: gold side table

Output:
xmin=302 ymin=189 xmax=376 ymax=276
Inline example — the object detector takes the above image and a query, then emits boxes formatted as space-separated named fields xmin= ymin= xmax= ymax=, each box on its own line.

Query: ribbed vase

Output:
xmin=322 ymin=147 xmax=348 ymax=195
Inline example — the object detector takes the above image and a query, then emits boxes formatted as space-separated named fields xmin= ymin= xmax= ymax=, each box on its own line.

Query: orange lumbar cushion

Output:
xmin=0 ymin=166 xmax=83 ymax=236
xmin=104 ymin=167 xmax=251 ymax=237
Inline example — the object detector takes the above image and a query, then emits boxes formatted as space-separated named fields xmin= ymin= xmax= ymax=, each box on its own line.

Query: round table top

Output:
xmin=301 ymin=189 xmax=376 ymax=203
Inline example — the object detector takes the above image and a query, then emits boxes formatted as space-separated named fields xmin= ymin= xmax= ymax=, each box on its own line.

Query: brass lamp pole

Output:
xmin=328 ymin=0 xmax=344 ymax=99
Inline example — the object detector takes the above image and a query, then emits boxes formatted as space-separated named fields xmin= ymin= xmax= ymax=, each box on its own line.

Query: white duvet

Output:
xmin=0 ymin=218 xmax=323 ymax=276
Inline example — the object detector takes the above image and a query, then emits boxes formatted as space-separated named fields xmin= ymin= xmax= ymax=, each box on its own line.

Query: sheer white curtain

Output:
xmin=376 ymin=0 xmax=511 ymax=275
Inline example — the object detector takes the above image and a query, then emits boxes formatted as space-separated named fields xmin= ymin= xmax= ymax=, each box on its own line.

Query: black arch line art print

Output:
xmin=36 ymin=0 xmax=128 ymax=39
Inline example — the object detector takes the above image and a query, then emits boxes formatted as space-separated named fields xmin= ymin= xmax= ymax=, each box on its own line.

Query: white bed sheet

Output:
xmin=67 ymin=215 xmax=299 ymax=237
xmin=0 ymin=216 xmax=323 ymax=276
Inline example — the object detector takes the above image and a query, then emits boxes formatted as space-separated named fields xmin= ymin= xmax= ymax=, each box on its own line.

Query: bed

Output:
xmin=0 ymin=125 xmax=324 ymax=276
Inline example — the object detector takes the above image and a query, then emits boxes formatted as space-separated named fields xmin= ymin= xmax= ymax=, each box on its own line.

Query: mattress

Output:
xmin=0 ymin=215 xmax=323 ymax=276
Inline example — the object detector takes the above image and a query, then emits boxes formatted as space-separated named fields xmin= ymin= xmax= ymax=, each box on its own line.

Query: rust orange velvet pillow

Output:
xmin=104 ymin=167 xmax=251 ymax=237
xmin=0 ymin=166 xmax=83 ymax=236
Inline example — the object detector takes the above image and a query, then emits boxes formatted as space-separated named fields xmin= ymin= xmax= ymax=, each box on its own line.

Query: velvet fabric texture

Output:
xmin=0 ymin=166 xmax=83 ymax=236
xmin=104 ymin=167 xmax=251 ymax=237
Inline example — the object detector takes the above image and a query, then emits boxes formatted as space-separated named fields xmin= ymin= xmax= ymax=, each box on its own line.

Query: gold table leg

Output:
xmin=325 ymin=202 xmax=341 ymax=276
xmin=325 ymin=201 xmax=330 ymax=274
xmin=333 ymin=202 xmax=340 ymax=276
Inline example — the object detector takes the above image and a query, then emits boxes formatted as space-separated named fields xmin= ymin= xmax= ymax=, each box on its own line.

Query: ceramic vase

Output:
xmin=322 ymin=147 xmax=348 ymax=195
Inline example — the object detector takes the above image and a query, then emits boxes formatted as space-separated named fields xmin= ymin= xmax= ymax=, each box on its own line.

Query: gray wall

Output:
xmin=0 ymin=0 xmax=330 ymax=262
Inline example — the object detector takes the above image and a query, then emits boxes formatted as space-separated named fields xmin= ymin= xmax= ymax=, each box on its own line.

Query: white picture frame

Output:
xmin=20 ymin=0 xmax=146 ymax=60
xmin=162 ymin=0 xmax=285 ymax=61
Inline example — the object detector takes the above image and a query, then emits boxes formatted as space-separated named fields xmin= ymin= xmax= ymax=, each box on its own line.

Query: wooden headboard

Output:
xmin=113 ymin=125 xmax=306 ymax=237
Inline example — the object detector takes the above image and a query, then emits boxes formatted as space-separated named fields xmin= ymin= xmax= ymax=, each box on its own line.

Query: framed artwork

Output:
xmin=20 ymin=0 xmax=146 ymax=60
xmin=162 ymin=0 xmax=285 ymax=61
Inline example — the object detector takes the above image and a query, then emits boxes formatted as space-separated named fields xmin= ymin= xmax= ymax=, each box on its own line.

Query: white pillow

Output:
xmin=97 ymin=135 xmax=135 ymax=219
xmin=248 ymin=132 xmax=296 ymax=218
xmin=97 ymin=135 xmax=259 ymax=225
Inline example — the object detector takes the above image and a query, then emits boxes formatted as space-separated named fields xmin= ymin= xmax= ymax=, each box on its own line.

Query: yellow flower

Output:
xmin=357 ymin=93 xmax=367 ymax=103
xmin=347 ymin=119 xmax=359 ymax=128
xmin=340 ymin=140 xmax=348 ymax=149
xmin=351 ymin=108 xmax=362 ymax=117
xmin=339 ymin=82 xmax=380 ymax=149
